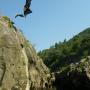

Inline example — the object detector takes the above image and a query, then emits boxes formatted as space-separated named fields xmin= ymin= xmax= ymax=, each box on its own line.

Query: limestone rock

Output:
xmin=54 ymin=56 xmax=90 ymax=90
xmin=0 ymin=16 xmax=51 ymax=90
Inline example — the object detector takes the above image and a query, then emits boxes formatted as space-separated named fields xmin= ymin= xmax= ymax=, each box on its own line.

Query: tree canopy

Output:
xmin=38 ymin=28 xmax=90 ymax=72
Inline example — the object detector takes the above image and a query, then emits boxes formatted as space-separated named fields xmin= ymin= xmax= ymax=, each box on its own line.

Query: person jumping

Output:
xmin=15 ymin=0 xmax=32 ymax=18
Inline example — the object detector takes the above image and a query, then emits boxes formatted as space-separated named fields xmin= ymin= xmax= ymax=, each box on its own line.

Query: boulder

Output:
xmin=54 ymin=56 xmax=90 ymax=90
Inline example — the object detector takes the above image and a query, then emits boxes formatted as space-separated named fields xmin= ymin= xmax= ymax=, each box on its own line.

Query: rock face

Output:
xmin=54 ymin=56 xmax=90 ymax=90
xmin=0 ymin=16 xmax=51 ymax=90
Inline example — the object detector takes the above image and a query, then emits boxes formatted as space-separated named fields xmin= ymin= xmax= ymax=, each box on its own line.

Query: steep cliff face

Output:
xmin=0 ymin=16 xmax=51 ymax=90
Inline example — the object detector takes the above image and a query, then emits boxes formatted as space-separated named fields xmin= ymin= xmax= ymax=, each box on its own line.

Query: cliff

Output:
xmin=0 ymin=16 xmax=52 ymax=90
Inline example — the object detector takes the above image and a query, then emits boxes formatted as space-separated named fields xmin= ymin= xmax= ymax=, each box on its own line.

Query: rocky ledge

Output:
xmin=54 ymin=56 xmax=90 ymax=90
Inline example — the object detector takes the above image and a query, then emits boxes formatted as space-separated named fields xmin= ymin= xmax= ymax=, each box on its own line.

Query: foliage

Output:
xmin=3 ymin=16 xmax=14 ymax=28
xmin=3 ymin=16 xmax=10 ymax=21
xmin=38 ymin=28 xmax=90 ymax=72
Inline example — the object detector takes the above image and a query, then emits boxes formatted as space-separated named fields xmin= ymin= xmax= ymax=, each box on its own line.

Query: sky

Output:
xmin=0 ymin=0 xmax=90 ymax=51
